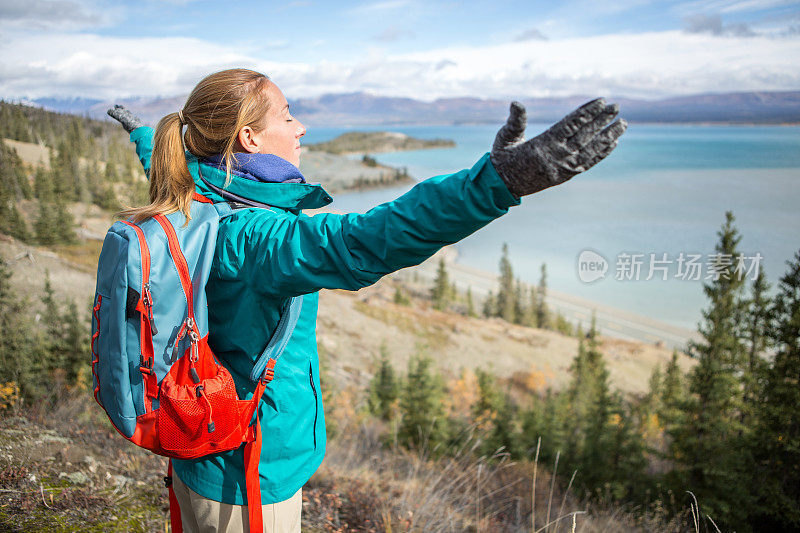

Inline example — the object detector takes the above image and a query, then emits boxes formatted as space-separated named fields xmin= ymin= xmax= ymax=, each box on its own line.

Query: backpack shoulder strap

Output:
xmin=250 ymin=296 xmax=303 ymax=384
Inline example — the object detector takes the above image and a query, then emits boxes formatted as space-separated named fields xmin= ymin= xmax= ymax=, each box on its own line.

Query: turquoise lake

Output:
xmin=302 ymin=123 xmax=800 ymax=331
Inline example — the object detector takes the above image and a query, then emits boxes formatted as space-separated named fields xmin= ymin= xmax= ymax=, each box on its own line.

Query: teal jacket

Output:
xmin=127 ymin=126 xmax=520 ymax=504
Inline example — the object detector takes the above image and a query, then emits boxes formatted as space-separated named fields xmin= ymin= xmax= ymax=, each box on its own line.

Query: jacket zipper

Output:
xmin=309 ymin=362 xmax=318 ymax=449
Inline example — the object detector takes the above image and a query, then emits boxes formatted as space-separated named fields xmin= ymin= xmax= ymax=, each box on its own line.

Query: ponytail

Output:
xmin=118 ymin=68 xmax=271 ymax=225
xmin=119 ymin=112 xmax=194 ymax=224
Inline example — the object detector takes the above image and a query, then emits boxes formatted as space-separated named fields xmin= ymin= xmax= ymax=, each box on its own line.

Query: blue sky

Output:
xmin=1 ymin=0 xmax=799 ymax=100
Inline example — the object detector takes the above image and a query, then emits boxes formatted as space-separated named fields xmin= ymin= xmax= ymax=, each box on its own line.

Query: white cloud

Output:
xmin=364 ymin=30 xmax=800 ymax=100
xmin=1 ymin=29 xmax=799 ymax=101
xmin=0 ymin=33 xmax=256 ymax=98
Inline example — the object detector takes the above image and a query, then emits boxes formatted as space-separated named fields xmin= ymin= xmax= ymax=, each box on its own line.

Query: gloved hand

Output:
xmin=490 ymin=98 xmax=627 ymax=197
xmin=107 ymin=104 xmax=143 ymax=133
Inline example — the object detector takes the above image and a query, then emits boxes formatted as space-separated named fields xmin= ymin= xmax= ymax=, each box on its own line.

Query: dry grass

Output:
xmin=315 ymin=416 xmax=695 ymax=533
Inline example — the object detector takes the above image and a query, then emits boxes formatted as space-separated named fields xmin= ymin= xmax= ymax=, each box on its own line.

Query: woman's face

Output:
xmin=239 ymin=81 xmax=306 ymax=167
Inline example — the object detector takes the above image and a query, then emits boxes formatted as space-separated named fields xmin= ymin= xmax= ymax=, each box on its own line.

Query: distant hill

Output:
xmin=27 ymin=90 xmax=800 ymax=126
xmin=306 ymin=131 xmax=455 ymax=154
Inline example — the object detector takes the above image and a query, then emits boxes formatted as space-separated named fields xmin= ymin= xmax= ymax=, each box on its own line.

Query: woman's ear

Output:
xmin=237 ymin=126 xmax=260 ymax=153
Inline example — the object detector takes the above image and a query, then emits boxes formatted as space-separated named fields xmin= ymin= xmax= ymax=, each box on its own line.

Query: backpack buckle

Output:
xmin=139 ymin=357 xmax=154 ymax=375
xmin=259 ymin=358 xmax=277 ymax=384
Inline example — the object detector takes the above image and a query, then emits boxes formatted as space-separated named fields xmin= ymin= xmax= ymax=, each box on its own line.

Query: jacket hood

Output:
xmin=186 ymin=152 xmax=334 ymax=211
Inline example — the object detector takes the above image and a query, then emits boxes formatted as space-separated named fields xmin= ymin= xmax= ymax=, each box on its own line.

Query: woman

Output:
xmin=108 ymin=68 xmax=626 ymax=533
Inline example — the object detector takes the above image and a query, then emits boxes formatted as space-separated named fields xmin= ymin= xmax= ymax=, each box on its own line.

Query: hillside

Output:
xmin=306 ymin=131 xmax=455 ymax=154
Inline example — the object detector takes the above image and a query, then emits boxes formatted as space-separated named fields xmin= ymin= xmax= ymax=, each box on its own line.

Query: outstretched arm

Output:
xmin=107 ymin=105 xmax=153 ymax=177
xmin=219 ymin=152 xmax=520 ymax=299
xmin=225 ymin=98 xmax=627 ymax=299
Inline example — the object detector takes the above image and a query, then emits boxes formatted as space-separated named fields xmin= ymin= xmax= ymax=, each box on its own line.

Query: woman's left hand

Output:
xmin=490 ymin=98 xmax=627 ymax=197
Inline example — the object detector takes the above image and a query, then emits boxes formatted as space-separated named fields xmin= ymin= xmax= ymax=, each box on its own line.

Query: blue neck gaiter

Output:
xmin=201 ymin=152 xmax=306 ymax=184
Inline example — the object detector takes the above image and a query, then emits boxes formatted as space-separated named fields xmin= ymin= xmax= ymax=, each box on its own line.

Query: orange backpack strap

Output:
xmin=240 ymin=296 xmax=302 ymax=532
xmin=167 ymin=460 xmax=182 ymax=533
xmin=243 ymin=379 xmax=267 ymax=532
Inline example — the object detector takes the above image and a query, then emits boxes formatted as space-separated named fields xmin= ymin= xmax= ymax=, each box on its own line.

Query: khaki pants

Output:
xmin=172 ymin=472 xmax=302 ymax=533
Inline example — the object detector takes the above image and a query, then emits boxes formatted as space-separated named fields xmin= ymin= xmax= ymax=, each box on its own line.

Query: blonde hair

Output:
xmin=119 ymin=68 xmax=272 ymax=224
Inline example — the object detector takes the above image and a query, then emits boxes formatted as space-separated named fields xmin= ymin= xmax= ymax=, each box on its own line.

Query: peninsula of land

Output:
xmin=305 ymin=131 xmax=455 ymax=155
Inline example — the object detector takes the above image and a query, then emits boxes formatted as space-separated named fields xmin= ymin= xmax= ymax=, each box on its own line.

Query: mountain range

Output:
xmin=26 ymin=91 xmax=800 ymax=126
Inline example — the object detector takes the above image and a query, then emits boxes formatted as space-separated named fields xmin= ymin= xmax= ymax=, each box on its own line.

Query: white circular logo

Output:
xmin=577 ymin=249 xmax=608 ymax=283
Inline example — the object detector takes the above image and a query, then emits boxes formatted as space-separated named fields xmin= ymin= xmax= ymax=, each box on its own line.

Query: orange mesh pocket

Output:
xmin=157 ymin=340 xmax=246 ymax=458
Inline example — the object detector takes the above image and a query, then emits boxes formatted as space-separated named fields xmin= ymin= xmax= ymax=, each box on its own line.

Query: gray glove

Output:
xmin=490 ymin=98 xmax=627 ymax=197
xmin=107 ymin=104 xmax=143 ymax=133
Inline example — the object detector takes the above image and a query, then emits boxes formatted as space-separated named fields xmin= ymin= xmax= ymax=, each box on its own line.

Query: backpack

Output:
xmin=90 ymin=193 xmax=302 ymax=533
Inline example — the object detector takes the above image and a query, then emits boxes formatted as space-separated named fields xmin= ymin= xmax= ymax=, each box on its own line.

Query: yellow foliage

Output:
xmin=0 ymin=381 xmax=20 ymax=411
xmin=509 ymin=364 xmax=553 ymax=395
xmin=326 ymin=385 xmax=362 ymax=427
xmin=473 ymin=410 xmax=495 ymax=433
xmin=444 ymin=368 xmax=477 ymax=419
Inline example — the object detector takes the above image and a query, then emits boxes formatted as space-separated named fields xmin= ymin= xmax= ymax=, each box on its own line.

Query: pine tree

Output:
xmin=367 ymin=346 xmax=399 ymax=421
xmin=668 ymin=211 xmax=749 ymax=527
xmin=430 ymin=257 xmax=450 ymax=311
xmin=605 ymin=400 xmax=648 ymax=500
xmin=525 ymin=286 xmax=536 ymax=327
xmin=40 ymin=272 xmax=66 ymax=379
xmin=33 ymin=165 xmax=54 ymax=202
xmin=0 ymin=143 xmax=32 ymax=200
xmin=0 ymin=258 xmax=39 ymax=406
xmin=535 ymin=263 xmax=550 ymax=329
xmin=513 ymin=278 xmax=526 ymax=325
xmin=496 ymin=243 xmax=515 ymax=322
xmin=564 ymin=335 xmax=591 ymax=469
xmin=398 ymin=353 xmax=446 ymax=451
xmin=472 ymin=368 xmax=515 ymax=457
xmin=393 ymin=287 xmax=410 ymax=306
xmin=643 ymin=364 xmax=663 ymax=416
xmin=578 ymin=316 xmax=620 ymax=492
xmin=741 ymin=268 xmax=771 ymax=428
xmin=34 ymin=200 xmax=58 ymax=245
xmin=11 ymin=106 xmax=31 ymax=142
xmin=659 ymin=350 xmax=684 ymax=433
xmin=55 ymin=197 xmax=77 ymax=244
xmin=0 ymin=201 xmax=30 ymax=242
xmin=553 ymin=311 xmax=574 ymax=337
xmin=751 ymin=250 xmax=800 ymax=529
xmin=639 ymin=362 xmax=666 ymax=464
xmin=482 ymin=290 xmax=496 ymax=318
xmin=465 ymin=287 xmax=476 ymax=317
xmin=560 ymin=316 xmax=641 ymax=497
xmin=52 ymin=139 xmax=77 ymax=201
xmin=62 ymin=299 xmax=88 ymax=389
